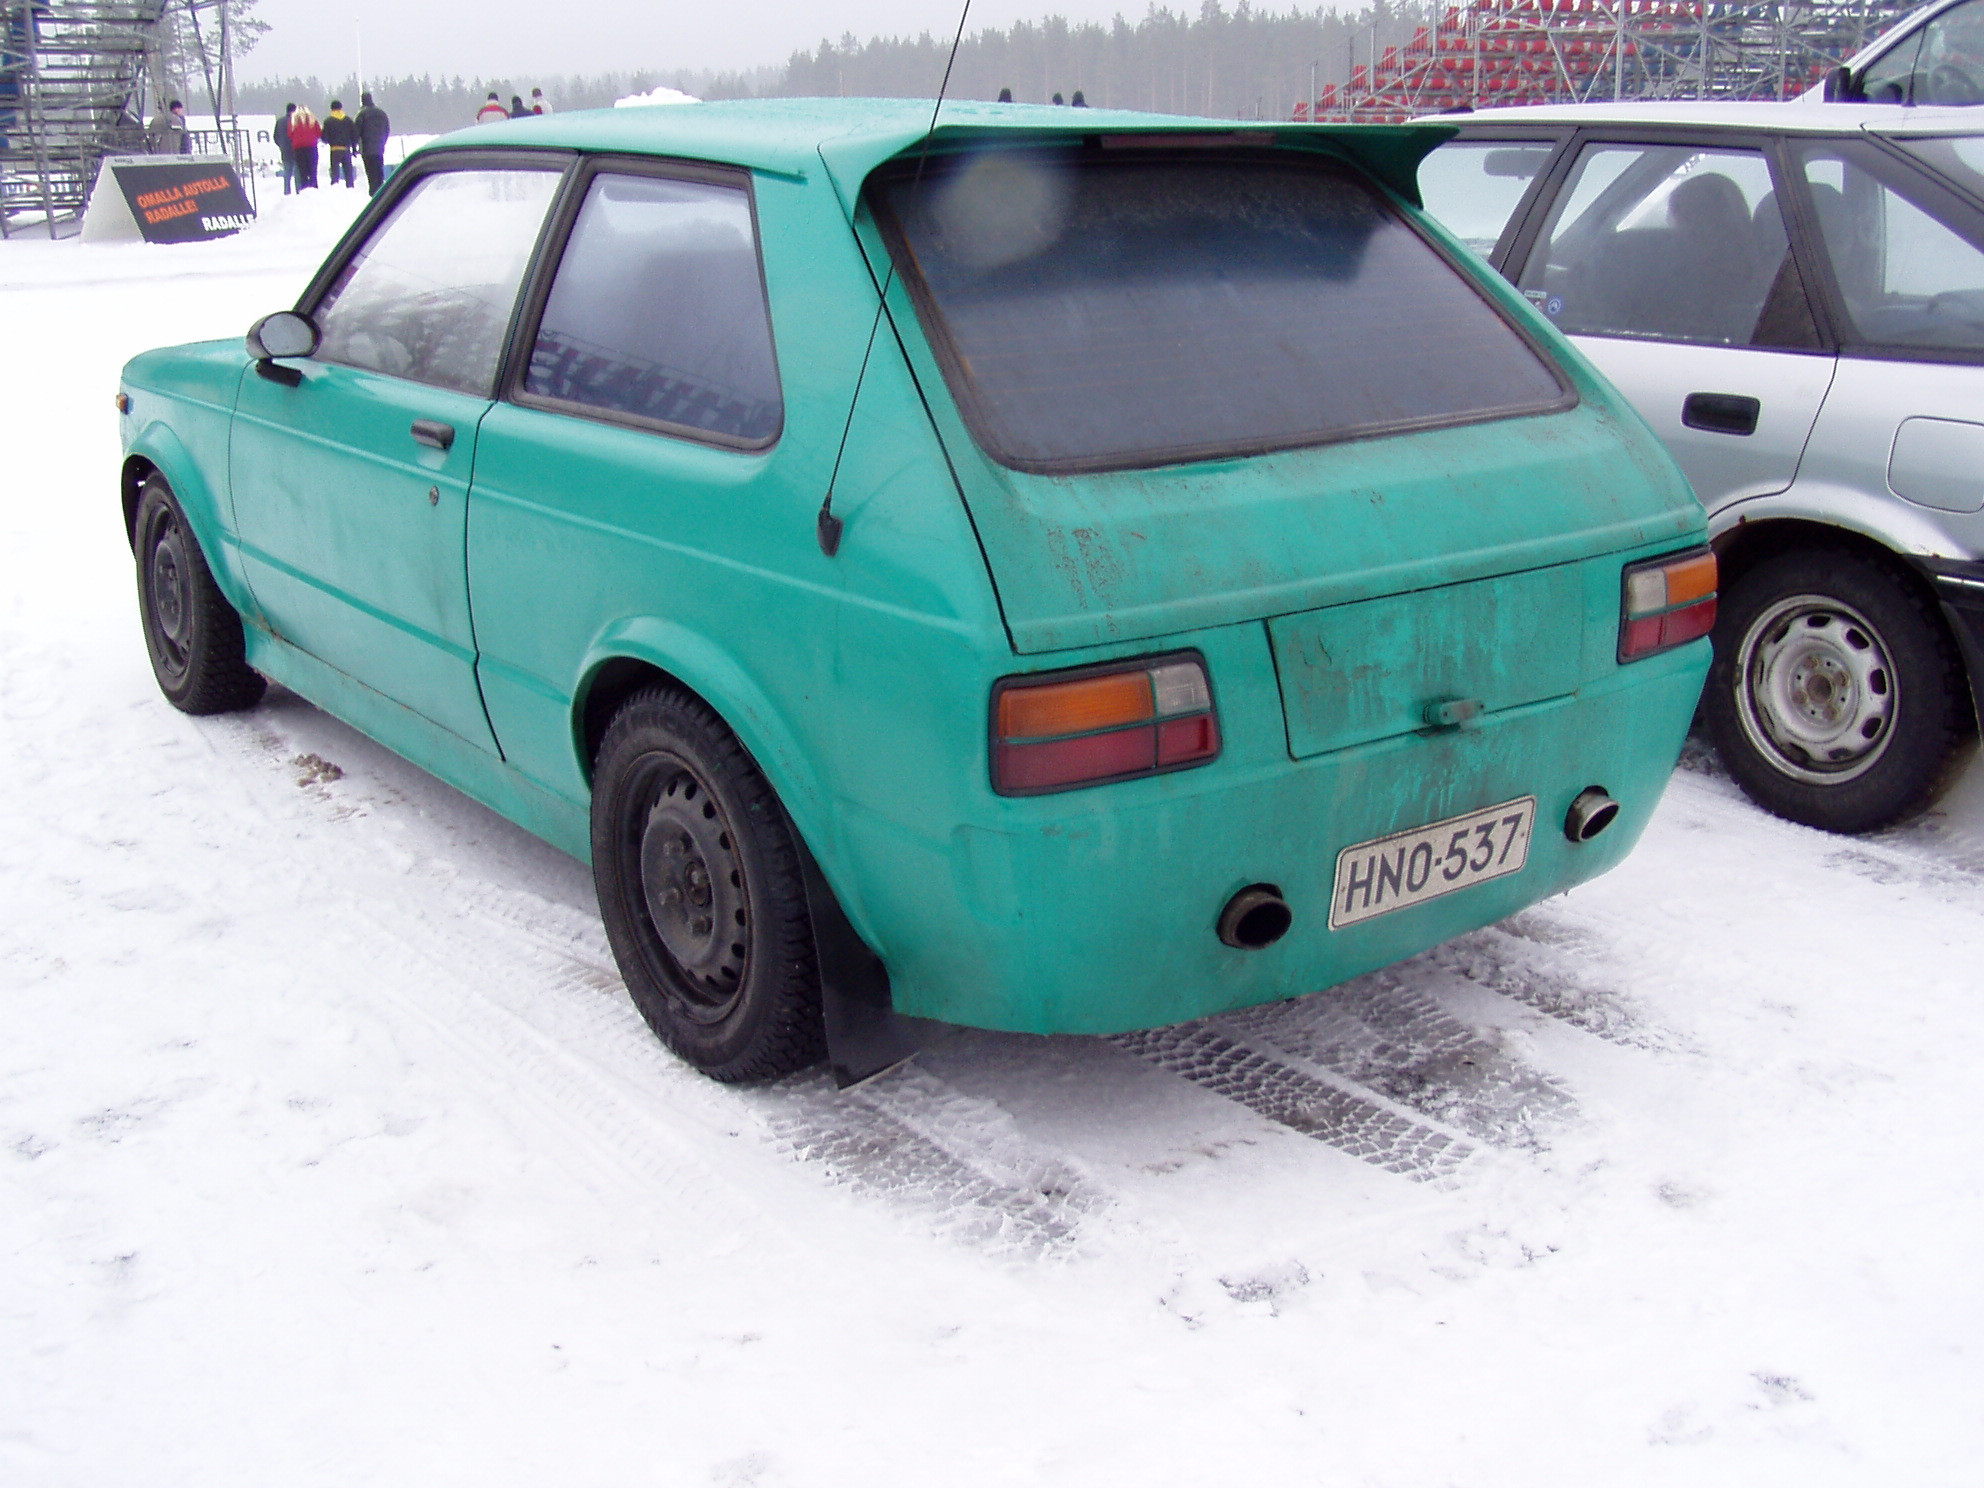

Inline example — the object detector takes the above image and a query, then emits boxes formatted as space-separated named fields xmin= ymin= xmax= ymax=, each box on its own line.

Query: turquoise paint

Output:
xmin=121 ymin=100 xmax=1712 ymax=1037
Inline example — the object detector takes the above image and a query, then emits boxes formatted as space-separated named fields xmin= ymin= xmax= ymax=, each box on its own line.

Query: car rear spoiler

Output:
xmin=815 ymin=112 xmax=1459 ymax=219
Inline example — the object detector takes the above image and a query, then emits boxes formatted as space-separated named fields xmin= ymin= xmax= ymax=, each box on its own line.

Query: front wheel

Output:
xmin=133 ymin=476 xmax=266 ymax=715
xmin=591 ymin=685 xmax=825 ymax=1082
xmin=1703 ymin=548 xmax=1970 ymax=833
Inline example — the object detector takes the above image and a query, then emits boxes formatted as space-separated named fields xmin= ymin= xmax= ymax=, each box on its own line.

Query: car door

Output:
xmin=463 ymin=161 xmax=805 ymax=805
xmin=1505 ymin=132 xmax=1837 ymax=517
xmin=229 ymin=158 xmax=565 ymax=749
xmin=1783 ymin=133 xmax=1984 ymax=532
xmin=1417 ymin=131 xmax=1568 ymax=263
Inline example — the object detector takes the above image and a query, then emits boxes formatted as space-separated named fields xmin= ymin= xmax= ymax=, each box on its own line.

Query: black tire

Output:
xmin=591 ymin=685 xmax=825 ymax=1082
xmin=1704 ymin=547 xmax=1970 ymax=833
xmin=133 ymin=476 xmax=267 ymax=715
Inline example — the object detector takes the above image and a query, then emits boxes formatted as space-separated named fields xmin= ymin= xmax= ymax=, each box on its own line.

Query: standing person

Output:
xmin=475 ymin=91 xmax=509 ymax=124
xmin=529 ymin=86 xmax=551 ymax=114
xmin=275 ymin=102 xmax=297 ymax=194
xmin=509 ymin=93 xmax=527 ymax=119
xmin=355 ymin=91 xmax=390 ymax=196
xmin=147 ymin=98 xmax=188 ymax=154
xmin=321 ymin=99 xmax=357 ymax=188
xmin=288 ymin=105 xmax=321 ymax=190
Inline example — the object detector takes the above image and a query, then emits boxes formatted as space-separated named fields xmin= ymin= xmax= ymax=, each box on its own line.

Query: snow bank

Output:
xmin=613 ymin=86 xmax=701 ymax=108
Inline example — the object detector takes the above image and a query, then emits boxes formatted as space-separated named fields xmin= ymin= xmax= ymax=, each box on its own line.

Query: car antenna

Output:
xmin=817 ymin=0 xmax=972 ymax=558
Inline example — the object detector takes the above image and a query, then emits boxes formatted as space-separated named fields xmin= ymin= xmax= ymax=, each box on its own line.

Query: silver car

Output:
xmin=1812 ymin=0 xmax=1984 ymax=107
xmin=1422 ymin=101 xmax=1984 ymax=833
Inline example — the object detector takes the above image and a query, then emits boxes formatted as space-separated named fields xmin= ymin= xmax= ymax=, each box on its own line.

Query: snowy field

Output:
xmin=4 ymin=191 xmax=1983 ymax=1486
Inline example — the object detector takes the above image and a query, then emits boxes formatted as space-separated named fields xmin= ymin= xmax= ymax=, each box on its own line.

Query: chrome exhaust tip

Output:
xmin=1218 ymin=884 xmax=1293 ymax=950
xmin=1564 ymin=787 xmax=1621 ymax=843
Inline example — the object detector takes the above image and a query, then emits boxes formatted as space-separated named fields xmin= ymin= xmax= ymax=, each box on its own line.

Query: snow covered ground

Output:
xmin=3 ymin=191 xmax=1982 ymax=1487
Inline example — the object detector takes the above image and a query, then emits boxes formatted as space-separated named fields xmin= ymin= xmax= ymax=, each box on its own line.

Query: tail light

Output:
xmin=992 ymin=653 xmax=1220 ymax=795
xmin=1619 ymin=547 xmax=1717 ymax=662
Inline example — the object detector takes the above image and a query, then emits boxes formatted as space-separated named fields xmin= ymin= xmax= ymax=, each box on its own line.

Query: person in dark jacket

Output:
xmin=321 ymin=100 xmax=357 ymax=187
xmin=288 ymin=105 xmax=321 ymax=189
xmin=509 ymin=93 xmax=527 ymax=118
xmin=146 ymin=99 xmax=188 ymax=154
xmin=355 ymin=92 xmax=390 ymax=195
xmin=275 ymin=102 xmax=297 ymax=193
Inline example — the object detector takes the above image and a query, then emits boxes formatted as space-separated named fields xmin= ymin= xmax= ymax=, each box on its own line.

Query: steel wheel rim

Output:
xmin=1734 ymin=592 xmax=1897 ymax=785
xmin=142 ymin=506 xmax=193 ymax=680
xmin=625 ymin=751 xmax=749 ymax=1024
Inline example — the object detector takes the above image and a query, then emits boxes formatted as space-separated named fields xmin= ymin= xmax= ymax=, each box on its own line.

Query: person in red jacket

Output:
xmin=475 ymin=91 xmax=509 ymax=124
xmin=288 ymin=106 xmax=321 ymax=189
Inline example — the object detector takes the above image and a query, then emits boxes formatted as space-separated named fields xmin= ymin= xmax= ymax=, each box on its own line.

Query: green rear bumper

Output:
xmin=842 ymin=639 xmax=1707 ymax=1034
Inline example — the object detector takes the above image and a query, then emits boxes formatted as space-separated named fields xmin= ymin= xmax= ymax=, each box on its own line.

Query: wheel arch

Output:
xmin=569 ymin=622 xmax=846 ymax=903
xmin=119 ymin=427 xmax=253 ymax=616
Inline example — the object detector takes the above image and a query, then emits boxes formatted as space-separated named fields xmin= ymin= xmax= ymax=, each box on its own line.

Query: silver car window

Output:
xmin=1801 ymin=148 xmax=1984 ymax=351
xmin=1418 ymin=141 xmax=1555 ymax=257
xmin=314 ymin=168 xmax=562 ymax=397
xmin=1517 ymin=144 xmax=1802 ymax=348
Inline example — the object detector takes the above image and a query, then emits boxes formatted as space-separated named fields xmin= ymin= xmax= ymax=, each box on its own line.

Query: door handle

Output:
xmin=410 ymin=419 xmax=456 ymax=450
xmin=1681 ymin=392 xmax=1760 ymax=437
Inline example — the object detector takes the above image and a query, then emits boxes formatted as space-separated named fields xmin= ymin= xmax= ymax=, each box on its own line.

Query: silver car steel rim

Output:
xmin=1734 ymin=592 xmax=1896 ymax=785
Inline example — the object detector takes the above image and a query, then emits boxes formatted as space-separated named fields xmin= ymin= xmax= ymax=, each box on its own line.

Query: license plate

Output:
xmin=1328 ymin=796 xmax=1537 ymax=930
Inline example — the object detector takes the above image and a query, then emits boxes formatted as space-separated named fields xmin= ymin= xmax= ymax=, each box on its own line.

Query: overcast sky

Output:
xmin=239 ymin=0 xmax=1298 ymax=83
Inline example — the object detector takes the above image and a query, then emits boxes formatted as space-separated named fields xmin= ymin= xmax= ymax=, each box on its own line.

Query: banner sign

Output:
xmin=106 ymin=158 xmax=255 ymax=242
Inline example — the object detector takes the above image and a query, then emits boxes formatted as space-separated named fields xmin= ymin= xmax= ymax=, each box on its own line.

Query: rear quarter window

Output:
xmin=874 ymin=146 xmax=1572 ymax=474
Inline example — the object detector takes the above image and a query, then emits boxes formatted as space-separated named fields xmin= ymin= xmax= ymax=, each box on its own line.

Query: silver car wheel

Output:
xmin=1734 ymin=593 xmax=1897 ymax=785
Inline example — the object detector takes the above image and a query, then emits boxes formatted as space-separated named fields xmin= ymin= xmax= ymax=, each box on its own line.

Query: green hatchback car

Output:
xmin=119 ymin=99 xmax=1714 ymax=1085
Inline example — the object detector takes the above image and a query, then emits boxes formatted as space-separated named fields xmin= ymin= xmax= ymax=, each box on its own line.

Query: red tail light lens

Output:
xmin=992 ymin=654 xmax=1220 ymax=795
xmin=1619 ymin=548 xmax=1718 ymax=662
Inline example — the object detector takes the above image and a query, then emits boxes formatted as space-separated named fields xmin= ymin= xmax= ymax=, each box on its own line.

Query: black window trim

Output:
xmin=501 ymin=152 xmax=786 ymax=454
xmin=294 ymin=146 xmax=580 ymax=398
xmin=1784 ymin=131 xmax=1984 ymax=368
xmin=867 ymin=142 xmax=1579 ymax=479
xmin=1492 ymin=123 xmax=1840 ymax=357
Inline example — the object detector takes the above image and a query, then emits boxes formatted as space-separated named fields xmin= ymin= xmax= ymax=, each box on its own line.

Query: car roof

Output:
xmin=1451 ymin=97 xmax=1984 ymax=140
xmin=417 ymin=95 xmax=1460 ymax=205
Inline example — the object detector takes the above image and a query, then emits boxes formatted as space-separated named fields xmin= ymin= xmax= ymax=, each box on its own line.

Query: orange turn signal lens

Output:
xmin=997 ymin=668 xmax=1153 ymax=740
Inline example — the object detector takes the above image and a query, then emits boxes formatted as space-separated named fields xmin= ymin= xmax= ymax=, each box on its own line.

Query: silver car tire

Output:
xmin=1706 ymin=548 xmax=1971 ymax=834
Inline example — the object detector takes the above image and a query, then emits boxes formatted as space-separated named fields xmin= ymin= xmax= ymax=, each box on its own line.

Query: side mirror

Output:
xmin=246 ymin=310 xmax=320 ymax=361
xmin=1822 ymin=64 xmax=1857 ymax=102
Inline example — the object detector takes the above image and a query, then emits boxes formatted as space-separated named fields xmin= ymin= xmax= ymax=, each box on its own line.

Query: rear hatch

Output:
xmin=863 ymin=132 xmax=1699 ymax=739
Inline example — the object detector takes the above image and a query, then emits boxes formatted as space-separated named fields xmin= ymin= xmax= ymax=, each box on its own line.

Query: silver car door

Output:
xmin=1513 ymin=136 xmax=1836 ymax=516
xmin=1786 ymin=136 xmax=1984 ymax=553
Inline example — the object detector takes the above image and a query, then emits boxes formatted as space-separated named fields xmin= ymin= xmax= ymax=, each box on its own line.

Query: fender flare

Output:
xmin=122 ymin=424 xmax=261 ymax=622
xmin=1710 ymin=482 xmax=1974 ymax=563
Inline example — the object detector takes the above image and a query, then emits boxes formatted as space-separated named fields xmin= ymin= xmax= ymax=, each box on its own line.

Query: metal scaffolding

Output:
xmin=1297 ymin=0 xmax=1920 ymax=122
xmin=2 ymin=0 xmax=250 ymax=239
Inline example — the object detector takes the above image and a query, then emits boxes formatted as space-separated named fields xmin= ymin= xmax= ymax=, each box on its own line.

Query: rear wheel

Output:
xmin=1704 ymin=548 xmax=1969 ymax=833
xmin=591 ymin=685 xmax=824 ymax=1081
xmin=133 ymin=476 xmax=266 ymax=715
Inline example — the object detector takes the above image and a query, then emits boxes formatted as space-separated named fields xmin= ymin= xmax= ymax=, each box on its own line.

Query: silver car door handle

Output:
xmin=410 ymin=419 xmax=456 ymax=450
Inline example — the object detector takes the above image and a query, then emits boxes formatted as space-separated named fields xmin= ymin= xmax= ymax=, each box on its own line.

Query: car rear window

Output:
xmin=873 ymin=147 xmax=1571 ymax=473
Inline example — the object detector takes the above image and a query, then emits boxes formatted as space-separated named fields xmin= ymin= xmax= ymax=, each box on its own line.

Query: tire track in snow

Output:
xmin=1443 ymin=914 xmax=1677 ymax=1050
xmin=1111 ymin=1025 xmax=1475 ymax=1183
xmin=1219 ymin=975 xmax=1578 ymax=1150
xmin=205 ymin=711 xmax=1120 ymax=1257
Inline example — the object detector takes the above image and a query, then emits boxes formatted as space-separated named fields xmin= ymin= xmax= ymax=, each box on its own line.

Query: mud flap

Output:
xmin=795 ymin=840 xmax=947 ymax=1089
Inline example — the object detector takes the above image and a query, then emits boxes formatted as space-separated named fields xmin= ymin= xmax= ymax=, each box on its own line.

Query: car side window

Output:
xmin=1517 ymin=143 xmax=1816 ymax=349
xmin=1863 ymin=0 xmax=1984 ymax=104
xmin=313 ymin=168 xmax=561 ymax=397
xmin=1800 ymin=147 xmax=1984 ymax=352
xmin=1417 ymin=141 xmax=1557 ymax=258
xmin=523 ymin=172 xmax=782 ymax=445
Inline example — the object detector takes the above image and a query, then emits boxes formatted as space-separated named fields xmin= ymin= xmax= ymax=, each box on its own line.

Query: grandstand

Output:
xmin=1296 ymin=0 xmax=1920 ymax=121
